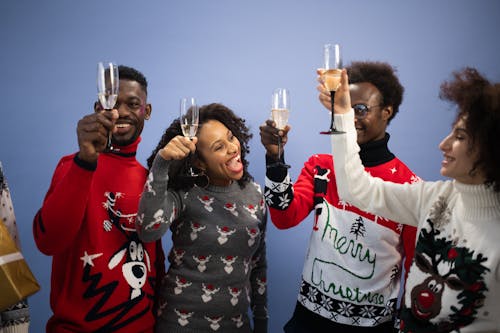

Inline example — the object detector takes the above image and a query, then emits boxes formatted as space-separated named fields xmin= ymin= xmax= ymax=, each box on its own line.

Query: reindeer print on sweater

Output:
xmin=400 ymin=197 xmax=490 ymax=333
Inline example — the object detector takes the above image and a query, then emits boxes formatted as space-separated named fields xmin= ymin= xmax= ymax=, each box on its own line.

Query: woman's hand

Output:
xmin=316 ymin=68 xmax=332 ymax=111
xmin=159 ymin=135 xmax=198 ymax=160
xmin=334 ymin=69 xmax=351 ymax=114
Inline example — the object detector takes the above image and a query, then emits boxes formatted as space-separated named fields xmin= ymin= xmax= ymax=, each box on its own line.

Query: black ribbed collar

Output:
xmin=106 ymin=137 xmax=140 ymax=158
xmin=109 ymin=150 xmax=137 ymax=158
xmin=359 ymin=133 xmax=395 ymax=167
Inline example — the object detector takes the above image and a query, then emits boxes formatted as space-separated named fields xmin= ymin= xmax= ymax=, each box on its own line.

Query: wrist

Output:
xmin=265 ymin=151 xmax=279 ymax=161
xmin=74 ymin=153 xmax=97 ymax=171
xmin=158 ymin=148 xmax=171 ymax=160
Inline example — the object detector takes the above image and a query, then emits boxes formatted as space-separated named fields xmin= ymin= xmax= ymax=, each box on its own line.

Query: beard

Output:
xmin=111 ymin=127 xmax=140 ymax=147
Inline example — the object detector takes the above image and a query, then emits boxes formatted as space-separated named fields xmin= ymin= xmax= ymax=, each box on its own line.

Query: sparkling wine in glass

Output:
xmin=97 ymin=61 xmax=119 ymax=150
xmin=179 ymin=97 xmax=200 ymax=176
xmin=269 ymin=88 xmax=290 ymax=168
xmin=320 ymin=43 xmax=344 ymax=134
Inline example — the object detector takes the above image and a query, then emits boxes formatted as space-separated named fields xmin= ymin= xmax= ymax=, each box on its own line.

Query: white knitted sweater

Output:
xmin=332 ymin=110 xmax=500 ymax=333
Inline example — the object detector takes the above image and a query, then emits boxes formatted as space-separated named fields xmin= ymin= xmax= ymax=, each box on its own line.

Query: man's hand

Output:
xmin=76 ymin=109 xmax=118 ymax=163
xmin=259 ymin=119 xmax=290 ymax=160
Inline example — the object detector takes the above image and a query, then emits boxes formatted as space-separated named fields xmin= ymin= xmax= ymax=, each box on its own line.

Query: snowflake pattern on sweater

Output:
xmin=265 ymin=149 xmax=419 ymax=328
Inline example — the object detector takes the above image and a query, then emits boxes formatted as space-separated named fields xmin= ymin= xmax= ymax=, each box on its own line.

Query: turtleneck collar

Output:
xmin=107 ymin=137 xmax=141 ymax=158
xmin=358 ymin=133 xmax=395 ymax=167
xmin=454 ymin=181 xmax=500 ymax=222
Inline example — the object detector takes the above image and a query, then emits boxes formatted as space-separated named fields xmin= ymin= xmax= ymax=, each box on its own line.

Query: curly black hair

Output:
xmin=118 ymin=65 xmax=148 ymax=95
xmin=347 ymin=61 xmax=404 ymax=124
xmin=439 ymin=67 xmax=500 ymax=192
xmin=147 ymin=103 xmax=254 ymax=191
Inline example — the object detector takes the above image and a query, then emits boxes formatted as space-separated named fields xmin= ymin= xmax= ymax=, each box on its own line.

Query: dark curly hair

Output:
xmin=439 ymin=67 xmax=500 ymax=192
xmin=147 ymin=103 xmax=254 ymax=191
xmin=347 ymin=61 xmax=404 ymax=124
xmin=118 ymin=65 xmax=148 ymax=95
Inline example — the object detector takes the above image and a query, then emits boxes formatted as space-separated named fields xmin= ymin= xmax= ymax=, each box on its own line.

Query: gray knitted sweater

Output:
xmin=137 ymin=154 xmax=268 ymax=333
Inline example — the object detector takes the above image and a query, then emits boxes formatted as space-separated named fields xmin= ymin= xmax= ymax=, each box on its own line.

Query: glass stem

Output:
xmin=187 ymin=151 xmax=195 ymax=176
xmin=329 ymin=90 xmax=336 ymax=131
xmin=277 ymin=135 xmax=281 ymax=160
xmin=105 ymin=108 xmax=113 ymax=151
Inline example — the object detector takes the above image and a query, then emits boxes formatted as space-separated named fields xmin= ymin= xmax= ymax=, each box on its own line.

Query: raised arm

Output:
xmin=33 ymin=110 xmax=118 ymax=255
xmin=136 ymin=135 xmax=196 ymax=242
xmin=261 ymin=118 xmax=321 ymax=229
xmin=136 ymin=154 xmax=184 ymax=242
xmin=330 ymin=70 xmax=421 ymax=226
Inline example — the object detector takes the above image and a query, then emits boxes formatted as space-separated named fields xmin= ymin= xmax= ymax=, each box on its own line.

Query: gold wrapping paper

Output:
xmin=0 ymin=221 xmax=40 ymax=311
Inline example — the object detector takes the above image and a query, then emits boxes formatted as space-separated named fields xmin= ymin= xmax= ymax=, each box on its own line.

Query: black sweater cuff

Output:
xmin=73 ymin=154 xmax=97 ymax=171
xmin=265 ymin=154 xmax=288 ymax=181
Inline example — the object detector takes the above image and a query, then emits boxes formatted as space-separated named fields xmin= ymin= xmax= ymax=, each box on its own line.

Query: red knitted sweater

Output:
xmin=34 ymin=138 xmax=164 ymax=333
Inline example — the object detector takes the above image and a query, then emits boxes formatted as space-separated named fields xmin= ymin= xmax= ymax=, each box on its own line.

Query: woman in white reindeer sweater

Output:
xmin=328 ymin=68 xmax=500 ymax=333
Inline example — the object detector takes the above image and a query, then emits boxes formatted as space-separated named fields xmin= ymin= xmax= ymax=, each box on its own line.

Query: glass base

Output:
xmin=320 ymin=129 xmax=345 ymax=135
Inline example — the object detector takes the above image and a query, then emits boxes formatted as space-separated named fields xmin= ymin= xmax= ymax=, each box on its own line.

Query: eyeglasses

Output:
xmin=352 ymin=104 xmax=383 ymax=119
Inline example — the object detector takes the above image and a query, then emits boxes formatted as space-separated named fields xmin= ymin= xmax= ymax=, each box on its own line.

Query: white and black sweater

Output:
xmin=137 ymin=154 xmax=268 ymax=333
xmin=265 ymin=134 xmax=419 ymax=331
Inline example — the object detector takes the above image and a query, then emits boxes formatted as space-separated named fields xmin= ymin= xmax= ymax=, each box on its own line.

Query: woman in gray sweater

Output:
xmin=137 ymin=103 xmax=268 ymax=333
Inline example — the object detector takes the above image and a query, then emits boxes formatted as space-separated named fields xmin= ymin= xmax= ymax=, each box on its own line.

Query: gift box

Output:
xmin=0 ymin=221 xmax=40 ymax=311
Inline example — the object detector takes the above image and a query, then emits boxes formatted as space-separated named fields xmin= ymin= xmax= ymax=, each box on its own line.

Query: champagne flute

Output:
xmin=97 ymin=61 xmax=119 ymax=150
xmin=269 ymin=88 xmax=290 ymax=168
xmin=179 ymin=97 xmax=200 ymax=176
xmin=320 ymin=43 xmax=345 ymax=134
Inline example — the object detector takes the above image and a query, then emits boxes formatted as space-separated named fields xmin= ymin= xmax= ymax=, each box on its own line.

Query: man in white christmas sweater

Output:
xmin=260 ymin=61 xmax=420 ymax=332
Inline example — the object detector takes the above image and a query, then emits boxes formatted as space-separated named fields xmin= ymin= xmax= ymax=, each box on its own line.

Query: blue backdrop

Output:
xmin=1 ymin=1 xmax=499 ymax=332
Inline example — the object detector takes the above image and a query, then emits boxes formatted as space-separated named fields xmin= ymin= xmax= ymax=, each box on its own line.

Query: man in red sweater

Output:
xmin=33 ymin=65 xmax=164 ymax=333
xmin=261 ymin=62 xmax=419 ymax=332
